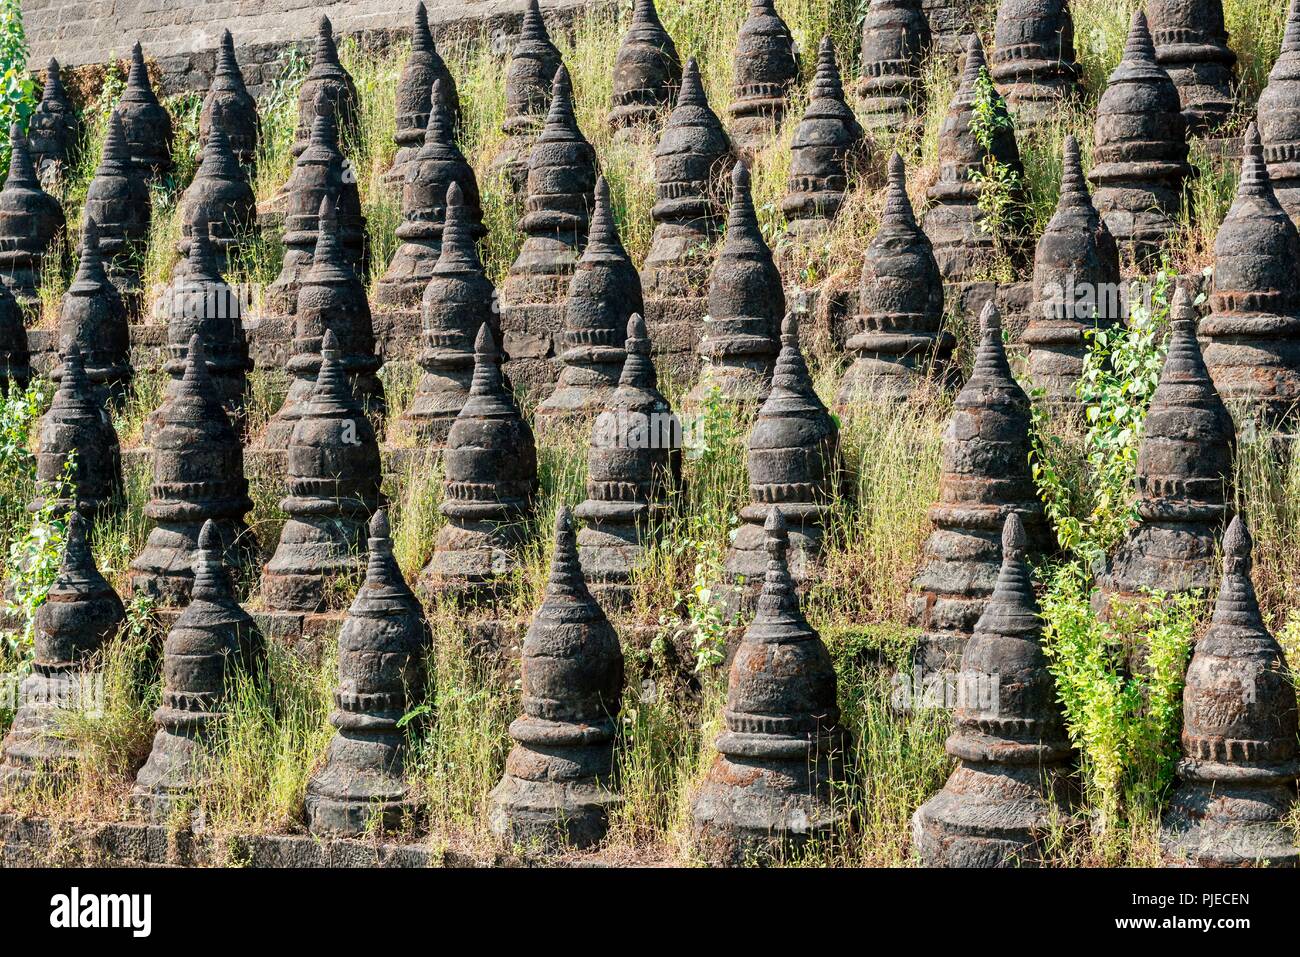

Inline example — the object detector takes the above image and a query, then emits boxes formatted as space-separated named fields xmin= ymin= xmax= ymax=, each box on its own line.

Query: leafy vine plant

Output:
xmin=1028 ymin=272 xmax=1201 ymax=835
xmin=0 ymin=0 xmax=38 ymax=164
xmin=967 ymin=65 xmax=1023 ymax=246
xmin=1030 ymin=271 xmax=1175 ymax=566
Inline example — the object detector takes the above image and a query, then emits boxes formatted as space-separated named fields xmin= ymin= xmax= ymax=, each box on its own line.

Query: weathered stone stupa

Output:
xmin=1160 ymin=516 xmax=1300 ymax=866
xmin=912 ymin=513 xmax=1073 ymax=867
xmin=291 ymin=17 xmax=360 ymax=160
xmin=576 ymin=314 xmax=683 ymax=609
xmin=685 ymin=162 xmax=782 ymax=408
xmin=0 ymin=512 xmax=125 ymax=790
xmin=728 ymin=0 xmax=800 ymax=153
xmin=145 ymin=222 xmax=251 ymax=442
xmin=420 ymin=325 xmax=538 ymax=602
xmin=782 ymin=37 xmax=867 ymax=238
xmin=1259 ymin=0 xmax=1300 ymax=224
xmin=83 ymin=112 xmax=151 ymax=308
xmin=724 ymin=314 xmax=839 ymax=611
xmin=264 ymin=95 xmax=367 ymax=323
xmin=1089 ymin=10 xmax=1192 ymax=265
xmin=608 ymin=0 xmax=681 ymax=137
xmin=54 ymin=220 xmax=133 ymax=406
xmin=28 ymin=59 xmax=81 ymax=180
xmin=693 ymin=508 xmax=850 ymax=865
xmin=0 ymin=281 xmax=29 ymax=390
xmin=908 ymin=302 xmax=1048 ymax=671
xmin=923 ymin=35 xmax=1026 ymax=281
xmin=264 ymin=195 xmax=383 ymax=452
xmin=374 ymin=81 xmax=482 ymax=335
xmin=173 ymin=126 xmax=256 ymax=273
xmin=132 ymin=520 xmax=263 ymax=820
xmin=306 ymin=509 xmax=432 ymax=836
xmin=856 ymin=0 xmax=930 ymax=136
xmin=0 ymin=124 xmax=65 ymax=309
xmin=29 ymin=347 xmax=122 ymax=521
xmin=395 ymin=182 xmax=495 ymax=447
xmin=536 ymin=177 xmax=643 ymax=432
xmin=500 ymin=65 xmax=596 ymax=395
xmin=1099 ymin=287 xmax=1236 ymax=608
xmin=991 ymin=0 xmax=1081 ymax=125
xmin=489 ymin=0 xmax=563 ymax=194
xmin=117 ymin=42 xmax=174 ymax=179
xmin=263 ymin=331 xmax=383 ymax=613
xmin=130 ymin=338 xmax=254 ymax=607
xmin=384 ymin=2 xmax=461 ymax=188
xmin=1147 ymin=0 xmax=1237 ymax=137
xmin=200 ymin=30 xmax=259 ymax=167
xmin=838 ymin=153 xmax=951 ymax=408
xmin=641 ymin=58 xmax=731 ymax=374
xmin=1025 ymin=135 xmax=1122 ymax=406
xmin=1200 ymin=125 xmax=1300 ymax=429
xmin=489 ymin=507 xmax=624 ymax=852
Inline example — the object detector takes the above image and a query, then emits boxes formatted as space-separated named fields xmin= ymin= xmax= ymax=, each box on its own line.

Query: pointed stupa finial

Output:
xmin=1151 ymin=284 xmax=1231 ymax=417
xmin=57 ymin=343 xmax=88 ymax=395
xmin=312 ymin=193 xmax=346 ymax=269
xmin=1206 ymin=513 xmax=1264 ymax=631
xmin=190 ymin=518 xmax=234 ymax=601
xmin=101 ymin=111 xmax=130 ymax=167
xmin=545 ymin=505 xmax=591 ymax=600
xmin=42 ymin=58 xmax=64 ymax=98
xmin=809 ymin=35 xmax=844 ymax=101
xmin=308 ymin=89 xmax=338 ymax=147
xmin=1125 ymin=9 xmax=1156 ymax=63
xmin=542 ymin=64 xmax=577 ymax=136
xmin=633 ymin=0 xmax=665 ymax=29
xmin=726 ymin=161 xmax=761 ymax=238
xmin=1236 ymin=122 xmax=1270 ymax=197
xmin=73 ymin=217 xmax=107 ymax=285
xmin=1059 ymin=135 xmax=1086 ymax=204
xmin=311 ymin=328 xmax=350 ymax=399
xmin=583 ymin=175 xmax=624 ymax=257
xmin=969 ymin=300 xmax=1016 ymax=382
xmin=5 ymin=123 xmax=37 ymax=185
xmin=126 ymin=41 xmax=159 ymax=103
xmin=767 ymin=312 xmax=818 ymax=400
xmin=754 ymin=505 xmax=806 ymax=625
xmin=1285 ymin=0 xmax=1300 ymax=54
xmin=316 ymin=15 xmax=339 ymax=61
xmin=677 ymin=57 xmax=706 ymax=108
xmin=58 ymin=510 xmax=96 ymax=578
xmin=424 ymin=78 xmax=454 ymax=145
xmin=975 ymin=511 xmax=1042 ymax=633
xmin=521 ymin=0 xmax=548 ymax=41
xmin=960 ymin=33 xmax=987 ymax=87
xmin=413 ymin=1 xmax=431 ymax=51
xmin=217 ymin=29 xmax=238 ymax=75
xmin=186 ymin=214 xmax=217 ymax=274
xmin=362 ymin=505 xmax=402 ymax=588
xmin=180 ymin=334 xmax=208 ymax=386
xmin=435 ymin=181 xmax=481 ymax=272
xmin=1002 ymin=510 xmax=1026 ymax=560
xmin=618 ymin=313 xmax=657 ymax=389
xmin=470 ymin=322 xmax=505 ymax=396
xmin=881 ymin=153 xmax=917 ymax=225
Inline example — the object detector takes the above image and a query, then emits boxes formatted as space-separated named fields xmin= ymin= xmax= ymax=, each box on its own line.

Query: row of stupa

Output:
xmin=0 ymin=377 xmax=1294 ymax=868
xmin=9 ymin=1 xmax=1300 ymax=415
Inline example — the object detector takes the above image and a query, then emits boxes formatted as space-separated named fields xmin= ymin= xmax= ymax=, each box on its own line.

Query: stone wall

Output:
xmin=23 ymin=0 xmax=600 ymax=96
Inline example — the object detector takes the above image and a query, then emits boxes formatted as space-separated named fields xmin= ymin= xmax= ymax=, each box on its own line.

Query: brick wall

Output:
xmin=23 ymin=0 xmax=600 ymax=95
